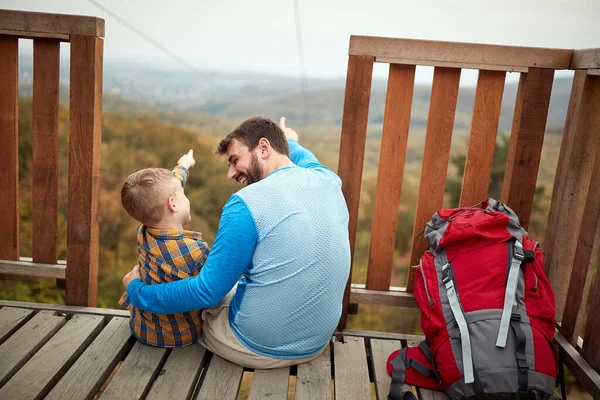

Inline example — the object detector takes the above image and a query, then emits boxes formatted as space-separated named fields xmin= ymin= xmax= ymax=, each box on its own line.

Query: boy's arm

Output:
xmin=172 ymin=149 xmax=195 ymax=187
xmin=125 ymin=195 xmax=257 ymax=313
xmin=172 ymin=166 xmax=189 ymax=187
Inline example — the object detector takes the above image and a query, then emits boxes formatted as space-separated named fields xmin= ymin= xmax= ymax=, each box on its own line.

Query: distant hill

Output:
xmin=18 ymin=56 xmax=571 ymax=134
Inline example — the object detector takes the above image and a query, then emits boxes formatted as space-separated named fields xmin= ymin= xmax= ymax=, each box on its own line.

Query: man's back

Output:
xmin=231 ymin=164 xmax=351 ymax=358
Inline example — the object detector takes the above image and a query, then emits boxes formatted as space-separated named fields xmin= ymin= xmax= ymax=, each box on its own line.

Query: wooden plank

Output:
xmin=0 ymin=35 xmax=19 ymax=260
xmin=248 ymin=367 xmax=290 ymax=400
xmin=370 ymin=339 xmax=401 ymax=399
xmin=146 ymin=343 xmax=207 ymax=400
xmin=0 ymin=299 xmax=130 ymax=318
xmin=0 ymin=9 xmax=104 ymax=37
xmin=344 ymin=330 xmax=424 ymax=343
xmin=349 ymin=36 xmax=572 ymax=69
xmin=0 ymin=257 xmax=66 ymax=279
xmin=459 ymin=70 xmax=506 ymax=207
xmin=296 ymin=344 xmax=332 ymax=400
xmin=0 ymin=28 xmax=69 ymax=41
xmin=0 ymin=311 xmax=65 ymax=386
xmin=570 ymin=48 xmax=600 ymax=69
xmin=336 ymin=54 xmax=374 ymax=331
xmin=544 ymin=71 xmax=587 ymax=276
xmin=366 ymin=64 xmax=416 ymax=291
xmin=66 ymin=35 xmax=103 ymax=307
xmin=46 ymin=317 xmax=133 ymax=400
xmin=416 ymin=388 xmax=451 ymax=400
xmin=0 ymin=307 xmax=34 ymax=344
xmin=196 ymin=354 xmax=244 ymax=400
xmin=545 ymin=74 xmax=600 ymax=319
xmin=0 ymin=313 xmax=104 ymax=399
xmin=350 ymin=285 xmax=418 ymax=308
xmin=555 ymin=330 xmax=600 ymax=399
xmin=560 ymin=103 xmax=600 ymax=342
xmin=32 ymin=39 xmax=60 ymax=264
xmin=500 ymin=68 xmax=554 ymax=230
xmin=333 ymin=336 xmax=371 ymax=399
xmin=375 ymin=56 xmax=528 ymax=73
xmin=100 ymin=341 xmax=169 ymax=400
xmin=407 ymin=67 xmax=461 ymax=291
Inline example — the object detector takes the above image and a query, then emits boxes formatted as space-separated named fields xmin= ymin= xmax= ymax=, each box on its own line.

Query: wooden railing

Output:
xmin=336 ymin=36 xmax=600 ymax=396
xmin=0 ymin=10 xmax=104 ymax=307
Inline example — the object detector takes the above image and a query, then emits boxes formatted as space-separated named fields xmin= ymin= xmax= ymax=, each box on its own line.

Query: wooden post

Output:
xmin=336 ymin=55 xmax=374 ymax=332
xmin=500 ymin=68 xmax=554 ymax=230
xmin=459 ymin=70 xmax=506 ymax=207
xmin=366 ymin=64 xmax=416 ymax=291
xmin=32 ymin=39 xmax=60 ymax=264
xmin=547 ymin=73 xmax=600 ymax=321
xmin=66 ymin=35 xmax=103 ymax=306
xmin=543 ymin=71 xmax=587 ymax=274
xmin=0 ymin=36 xmax=19 ymax=260
xmin=407 ymin=67 xmax=461 ymax=292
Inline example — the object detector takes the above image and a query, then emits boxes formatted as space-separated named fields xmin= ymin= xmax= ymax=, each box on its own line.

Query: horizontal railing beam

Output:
xmin=0 ymin=9 xmax=104 ymax=38
xmin=350 ymin=284 xmax=418 ymax=308
xmin=570 ymin=48 xmax=600 ymax=69
xmin=555 ymin=330 xmax=600 ymax=399
xmin=0 ymin=300 xmax=130 ymax=317
xmin=0 ymin=257 xmax=66 ymax=279
xmin=349 ymin=35 xmax=572 ymax=69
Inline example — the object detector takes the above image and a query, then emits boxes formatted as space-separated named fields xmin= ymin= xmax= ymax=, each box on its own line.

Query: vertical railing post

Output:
xmin=336 ymin=54 xmax=374 ymax=332
xmin=0 ymin=36 xmax=19 ymax=261
xmin=66 ymin=35 xmax=104 ymax=307
xmin=500 ymin=68 xmax=554 ymax=230
xmin=545 ymin=71 xmax=600 ymax=320
xmin=407 ymin=67 xmax=461 ymax=292
xmin=32 ymin=39 xmax=60 ymax=264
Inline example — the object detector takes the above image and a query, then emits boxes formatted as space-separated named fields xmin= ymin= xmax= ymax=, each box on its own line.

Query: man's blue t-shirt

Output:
xmin=126 ymin=139 xmax=351 ymax=359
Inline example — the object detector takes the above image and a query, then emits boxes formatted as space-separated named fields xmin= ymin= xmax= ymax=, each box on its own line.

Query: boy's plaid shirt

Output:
xmin=119 ymin=166 xmax=210 ymax=347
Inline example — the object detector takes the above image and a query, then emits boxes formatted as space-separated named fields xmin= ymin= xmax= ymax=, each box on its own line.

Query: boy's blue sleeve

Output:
xmin=288 ymin=139 xmax=322 ymax=169
xmin=126 ymin=195 xmax=257 ymax=313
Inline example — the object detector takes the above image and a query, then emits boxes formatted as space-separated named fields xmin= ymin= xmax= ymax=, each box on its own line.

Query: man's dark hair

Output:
xmin=216 ymin=117 xmax=290 ymax=156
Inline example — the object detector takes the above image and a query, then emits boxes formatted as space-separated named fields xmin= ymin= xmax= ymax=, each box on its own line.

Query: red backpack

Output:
xmin=387 ymin=199 xmax=557 ymax=399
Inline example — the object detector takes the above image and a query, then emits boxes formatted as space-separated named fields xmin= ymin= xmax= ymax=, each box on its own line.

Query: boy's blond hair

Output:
xmin=121 ymin=168 xmax=178 ymax=225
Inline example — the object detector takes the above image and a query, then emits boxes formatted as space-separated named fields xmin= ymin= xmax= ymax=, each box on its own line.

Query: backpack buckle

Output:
xmin=514 ymin=242 xmax=525 ymax=261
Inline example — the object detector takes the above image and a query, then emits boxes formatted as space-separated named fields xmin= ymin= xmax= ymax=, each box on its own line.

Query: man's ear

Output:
xmin=167 ymin=196 xmax=177 ymax=213
xmin=258 ymin=138 xmax=271 ymax=158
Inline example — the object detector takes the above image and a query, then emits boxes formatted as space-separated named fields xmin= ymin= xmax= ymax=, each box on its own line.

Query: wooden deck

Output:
xmin=0 ymin=300 xmax=448 ymax=400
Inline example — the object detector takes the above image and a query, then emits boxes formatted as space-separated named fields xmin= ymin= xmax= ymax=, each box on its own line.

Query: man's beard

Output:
xmin=244 ymin=153 xmax=264 ymax=185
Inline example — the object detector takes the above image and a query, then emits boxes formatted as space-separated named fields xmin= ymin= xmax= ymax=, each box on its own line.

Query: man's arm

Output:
xmin=125 ymin=195 xmax=257 ymax=314
xmin=288 ymin=139 xmax=322 ymax=168
xmin=279 ymin=117 xmax=322 ymax=168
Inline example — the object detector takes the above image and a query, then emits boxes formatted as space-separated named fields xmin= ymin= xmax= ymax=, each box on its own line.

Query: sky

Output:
xmin=3 ymin=0 xmax=600 ymax=84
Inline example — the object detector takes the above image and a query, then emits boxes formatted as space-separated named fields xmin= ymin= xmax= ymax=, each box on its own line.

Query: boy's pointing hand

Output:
xmin=178 ymin=149 xmax=196 ymax=169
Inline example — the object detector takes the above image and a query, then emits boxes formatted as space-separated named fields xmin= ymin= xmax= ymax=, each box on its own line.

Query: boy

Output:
xmin=118 ymin=149 xmax=209 ymax=347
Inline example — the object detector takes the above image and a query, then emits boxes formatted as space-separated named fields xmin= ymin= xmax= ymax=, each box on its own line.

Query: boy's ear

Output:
xmin=167 ymin=196 xmax=177 ymax=213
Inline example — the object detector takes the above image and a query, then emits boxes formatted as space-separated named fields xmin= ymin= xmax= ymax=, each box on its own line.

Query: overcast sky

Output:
xmin=3 ymin=0 xmax=600 ymax=84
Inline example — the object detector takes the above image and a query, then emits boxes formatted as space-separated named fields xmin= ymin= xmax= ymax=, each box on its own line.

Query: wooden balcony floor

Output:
xmin=0 ymin=300 xmax=448 ymax=400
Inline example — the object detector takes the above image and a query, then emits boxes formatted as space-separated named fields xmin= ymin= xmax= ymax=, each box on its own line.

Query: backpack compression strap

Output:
xmin=442 ymin=263 xmax=474 ymax=384
xmin=388 ymin=347 xmax=439 ymax=400
xmin=496 ymin=240 xmax=524 ymax=348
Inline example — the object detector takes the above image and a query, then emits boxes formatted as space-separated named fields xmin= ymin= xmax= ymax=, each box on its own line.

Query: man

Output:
xmin=122 ymin=116 xmax=351 ymax=368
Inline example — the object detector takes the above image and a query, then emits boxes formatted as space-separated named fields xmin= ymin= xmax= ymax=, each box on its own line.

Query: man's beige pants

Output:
xmin=197 ymin=287 xmax=326 ymax=369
